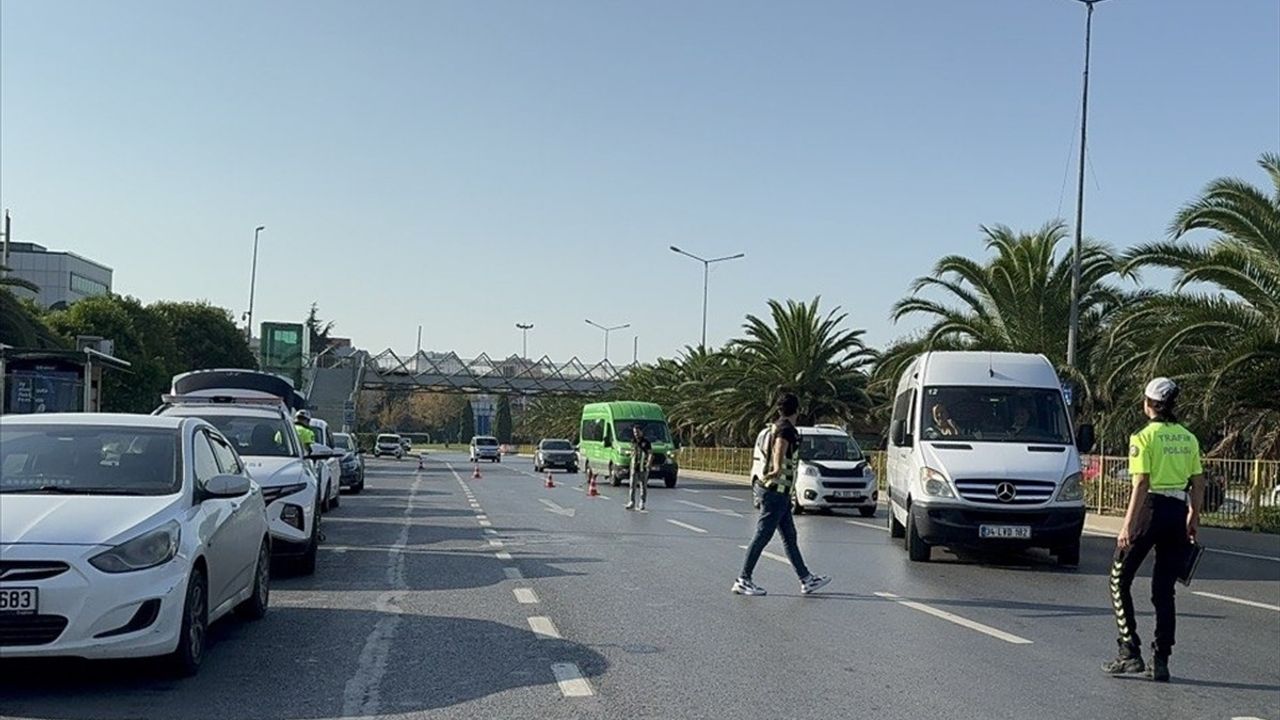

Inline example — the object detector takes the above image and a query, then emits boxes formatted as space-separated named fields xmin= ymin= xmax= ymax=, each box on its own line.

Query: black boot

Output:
xmin=1101 ymin=642 xmax=1145 ymax=675
xmin=1145 ymin=651 xmax=1170 ymax=682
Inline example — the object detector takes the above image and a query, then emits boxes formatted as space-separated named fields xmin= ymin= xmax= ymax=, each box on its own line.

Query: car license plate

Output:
xmin=979 ymin=525 xmax=1031 ymax=539
xmin=0 ymin=587 xmax=38 ymax=615
xmin=833 ymin=490 xmax=863 ymax=499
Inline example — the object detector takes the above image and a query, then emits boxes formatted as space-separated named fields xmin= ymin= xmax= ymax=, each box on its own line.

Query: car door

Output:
xmin=208 ymin=430 xmax=261 ymax=595
xmin=191 ymin=429 xmax=238 ymax=612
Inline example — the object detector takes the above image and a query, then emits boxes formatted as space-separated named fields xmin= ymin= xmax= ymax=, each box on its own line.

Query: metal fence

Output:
xmin=675 ymin=446 xmax=1280 ymax=532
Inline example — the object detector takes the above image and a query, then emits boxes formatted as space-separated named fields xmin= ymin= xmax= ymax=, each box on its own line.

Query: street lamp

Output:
xmin=585 ymin=319 xmax=630 ymax=362
xmin=246 ymin=225 xmax=265 ymax=342
xmin=669 ymin=245 xmax=745 ymax=348
xmin=1066 ymin=0 xmax=1109 ymax=376
xmin=515 ymin=323 xmax=534 ymax=359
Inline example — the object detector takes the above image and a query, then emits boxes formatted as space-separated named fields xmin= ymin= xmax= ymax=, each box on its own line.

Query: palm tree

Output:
xmin=888 ymin=221 xmax=1135 ymax=410
xmin=1115 ymin=152 xmax=1280 ymax=456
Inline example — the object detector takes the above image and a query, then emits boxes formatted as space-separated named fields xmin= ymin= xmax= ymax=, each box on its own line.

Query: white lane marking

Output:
xmin=676 ymin=499 xmax=742 ymax=517
xmin=539 ymin=498 xmax=576 ymax=517
xmin=514 ymin=588 xmax=540 ymax=604
xmin=483 ymin=528 xmax=498 ymax=535
xmin=666 ymin=519 xmax=708 ymax=534
xmin=719 ymin=495 xmax=747 ymax=503
xmin=1232 ymin=716 xmax=1266 ymax=720
xmin=476 ymin=515 xmax=489 ymax=520
xmin=340 ymin=471 xmax=425 ymax=717
xmin=496 ymin=551 xmax=513 ymax=561
xmin=874 ymin=592 xmax=1033 ymax=645
xmin=1192 ymin=591 xmax=1280 ymax=613
xmin=488 ymin=539 xmax=504 ymax=547
xmin=527 ymin=616 xmax=561 ymax=640
xmin=1207 ymin=548 xmax=1280 ymax=563
xmin=846 ymin=519 xmax=887 ymax=532
xmin=503 ymin=566 xmax=524 ymax=580
xmin=737 ymin=545 xmax=789 ymax=564
xmin=479 ymin=520 xmax=493 ymax=527
xmin=680 ymin=488 xmax=702 ymax=494
xmin=551 ymin=663 xmax=594 ymax=697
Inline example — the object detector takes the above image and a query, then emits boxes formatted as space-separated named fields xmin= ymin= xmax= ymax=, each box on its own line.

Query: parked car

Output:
xmin=578 ymin=401 xmax=678 ymax=487
xmin=374 ymin=433 xmax=404 ymax=459
xmin=750 ymin=424 xmax=877 ymax=517
xmin=307 ymin=418 xmax=342 ymax=511
xmin=885 ymin=352 xmax=1092 ymax=566
xmin=534 ymin=438 xmax=579 ymax=473
xmin=157 ymin=369 xmax=328 ymax=575
xmin=0 ymin=413 xmax=271 ymax=675
xmin=470 ymin=436 xmax=501 ymax=463
xmin=333 ymin=432 xmax=365 ymax=493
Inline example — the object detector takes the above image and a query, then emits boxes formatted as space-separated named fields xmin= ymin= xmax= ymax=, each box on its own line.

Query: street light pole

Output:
xmin=1067 ymin=0 xmax=1107 ymax=374
xmin=246 ymin=225 xmax=265 ymax=342
xmin=515 ymin=323 xmax=534 ymax=359
xmin=669 ymin=246 xmax=745 ymax=348
xmin=585 ymin=319 xmax=630 ymax=362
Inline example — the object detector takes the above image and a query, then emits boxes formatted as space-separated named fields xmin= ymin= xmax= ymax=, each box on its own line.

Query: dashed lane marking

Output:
xmin=503 ymin=567 xmax=524 ymax=580
xmin=737 ymin=545 xmax=790 ymax=564
xmin=479 ymin=520 xmax=493 ymax=527
xmin=719 ymin=495 xmax=747 ymax=503
xmin=527 ymin=616 xmax=561 ymax=640
xmin=874 ymin=592 xmax=1033 ymax=645
xmin=489 ymin=539 xmax=504 ymax=547
xmin=1192 ymin=591 xmax=1280 ymax=613
xmin=496 ymin=551 xmax=513 ymax=561
xmin=846 ymin=519 xmax=887 ymax=532
xmin=514 ymin=588 xmax=539 ymax=604
xmin=551 ymin=663 xmax=594 ymax=697
xmin=666 ymin=519 xmax=708 ymax=534
xmin=675 ymin=499 xmax=742 ymax=517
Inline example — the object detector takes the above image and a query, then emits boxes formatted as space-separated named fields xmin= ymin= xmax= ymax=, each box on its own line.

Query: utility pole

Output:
xmin=246 ymin=225 xmax=265 ymax=342
xmin=1067 ymin=0 xmax=1107 ymax=376
xmin=516 ymin=323 xmax=534 ymax=359
xmin=669 ymin=246 xmax=745 ymax=348
xmin=416 ymin=325 xmax=423 ymax=354
xmin=585 ymin=319 xmax=630 ymax=363
xmin=1 ymin=210 xmax=11 ymax=279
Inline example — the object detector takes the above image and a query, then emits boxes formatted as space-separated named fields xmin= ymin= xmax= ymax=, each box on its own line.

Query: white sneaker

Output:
xmin=800 ymin=574 xmax=831 ymax=594
xmin=637 ymin=501 xmax=646 ymax=511
xmin=625 ymin=501 xmax=635 ymax=510
xmin=732 ymin=578 xmax=766 ymax=596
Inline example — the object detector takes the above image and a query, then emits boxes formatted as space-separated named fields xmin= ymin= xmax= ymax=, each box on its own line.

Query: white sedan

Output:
xmin=0 ymin=413 xmax=271 ymax=676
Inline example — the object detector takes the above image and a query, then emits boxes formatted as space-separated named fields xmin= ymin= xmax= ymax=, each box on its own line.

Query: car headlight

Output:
xmin=1057 ymin=472 xmax=1084 ymax=502
xmin=800 ymin=465 xmax=820 ymax=477
xmin=90 ymin=520 xmax=181 ymax=573
xmin=920 ymin=467 xmax=955 ymax=498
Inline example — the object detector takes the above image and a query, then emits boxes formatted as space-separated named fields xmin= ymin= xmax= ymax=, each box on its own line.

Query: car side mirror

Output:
xmin=201 ymin=473 xmax=251 ymax=500
xmin=308 ymin=443 xmax=336 ymax=460
xmin=1076 ymin=423 xmax=1096 ymax=454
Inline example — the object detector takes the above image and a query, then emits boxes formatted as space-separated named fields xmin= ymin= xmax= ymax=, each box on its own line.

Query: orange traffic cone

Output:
xmin=417 ymin=456 xmax=424 ymax=471
xmin=544 ymin=472 xmax=555 ymax=488
xmin=587 ymin=472 xmax=599 ymax=497
xmin=472 ymin=463 xmax=481 ymax=479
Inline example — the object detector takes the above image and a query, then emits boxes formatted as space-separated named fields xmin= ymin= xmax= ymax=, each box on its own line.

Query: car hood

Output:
xmin=922 ymin=442 xmax=1078 ymax=482
xmin=243 ymin=456 xmax=310 ymax=487
xmin=1 ymin=494 xmax=180 ymax=546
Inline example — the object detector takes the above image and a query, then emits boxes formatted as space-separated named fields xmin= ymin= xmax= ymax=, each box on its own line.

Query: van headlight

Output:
xmin=1057 ymin=472 xmax=1084 ymax=502
xmin=920 ymin=467 xmax=955 ymax=498
xmin=90 ymin=521 xmax=181 ymax=573
xmin=801 ymin=465 xmax=819 ymax=477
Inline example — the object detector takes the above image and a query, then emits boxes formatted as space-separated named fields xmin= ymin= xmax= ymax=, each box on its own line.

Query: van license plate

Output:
xmin=0 ymin=587 xmax=38 ymax=615
xmin=979 ymin=525 xmax=1031 ymax=539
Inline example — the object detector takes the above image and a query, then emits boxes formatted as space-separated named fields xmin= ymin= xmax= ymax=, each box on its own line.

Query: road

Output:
xmin=2 ymin=452 xmax=1278 ymax=720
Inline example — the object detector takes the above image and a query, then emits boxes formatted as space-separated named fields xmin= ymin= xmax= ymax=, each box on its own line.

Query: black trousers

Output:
xmin=1110 ymin=494 xmax=1190 ymax=656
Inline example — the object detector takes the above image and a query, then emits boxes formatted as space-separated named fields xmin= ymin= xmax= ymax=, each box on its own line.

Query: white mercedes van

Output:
xmin=885 ymin=351 xmax=1094 ymax=566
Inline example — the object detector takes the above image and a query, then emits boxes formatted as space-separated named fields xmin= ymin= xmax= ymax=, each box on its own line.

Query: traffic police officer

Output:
xmin=1102 ymin=378 xmax=1204 ymax=682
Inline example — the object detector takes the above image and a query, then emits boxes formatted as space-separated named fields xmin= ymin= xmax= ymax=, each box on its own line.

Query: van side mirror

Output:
xmin=891 ymin=419 xmax=913 ymax=448
xmin=1076 ymin=423 xmax=1096 ymax=454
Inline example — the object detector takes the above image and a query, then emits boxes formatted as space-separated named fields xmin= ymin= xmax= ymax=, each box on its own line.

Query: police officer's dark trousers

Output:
xmin=1110 ymin=494 xmax=1189 ymax=658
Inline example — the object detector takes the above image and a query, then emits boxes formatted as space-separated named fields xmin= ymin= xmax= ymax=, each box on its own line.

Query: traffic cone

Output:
xmin=587 ymin=472 xmax=599 ymax=497
xmin=544 ymin=472 xmax=555 ymax=488
xmin=472 ymin=463 xmax=481 ymax=479
xmin=417 ymin=455 xmax=424 ymax=471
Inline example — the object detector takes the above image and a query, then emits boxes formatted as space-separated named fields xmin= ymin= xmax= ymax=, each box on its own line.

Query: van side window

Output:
xmin=891 ymin=391 xmax=912 ymax=428
xmin=581 ymin=420 xmax=604 ymax=442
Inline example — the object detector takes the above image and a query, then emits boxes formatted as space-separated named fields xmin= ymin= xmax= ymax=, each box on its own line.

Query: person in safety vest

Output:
xmin=294 ymin=409 xmax=316 ymax=454
xmin=625 ymin=425 xmax=652 ymax=512
xmin=732 ymin=392 xmax=831 ymax=597
xmin=1102 ymin=377 xmax=1204 ymax=682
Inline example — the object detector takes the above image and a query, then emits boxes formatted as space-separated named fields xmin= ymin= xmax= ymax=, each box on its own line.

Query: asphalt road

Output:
xmin=2 ymin=452 xmax=1277 ymax=720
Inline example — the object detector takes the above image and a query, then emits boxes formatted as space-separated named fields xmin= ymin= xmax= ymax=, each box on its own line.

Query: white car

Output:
xmin=374 ymin=433 xmax=404 ymax=459
xmin=306 ymin=417 xmax=342 ymax=512
xmin=0 ymin=414 xmax=271 ymax=676
xmin=750 ymin=424 xmax=879 ymax=516
xmin=470 ymin=436 xmax=501 ymax=463
xmin=157 ymin=390 xmax=325 ymax=575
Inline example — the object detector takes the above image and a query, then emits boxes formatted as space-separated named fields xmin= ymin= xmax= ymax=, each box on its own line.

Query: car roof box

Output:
xmin=170 ymin=369 xmax=307 ymax=410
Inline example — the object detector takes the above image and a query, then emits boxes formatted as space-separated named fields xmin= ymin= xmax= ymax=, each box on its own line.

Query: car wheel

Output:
xmin=569 ymin=466 xmax=578 ymax=474
xmin=859 ymin=506 xmax=877 ymax=518
xmin=792 ymin=495 xmax=805 ymax=515
xmin=351 ymin=479 xmax=364 ymax=494
xmin=296 ymin=512 xmax=320 ymax=576
xmin=236 ymin=540 xmax=271 ymax=621
xmin=888 ymin=506 xmax=906 ymax=538
xmin=608 ymin=462 xmax=622 ymax=487
xmin=168 ymin=568 xmax=208 ymax=677
xmin=1055 ymin=540 xmax=1081 ymax=568
xmin=330 ymin=489 xmax=340 ymax=509
xmin=906 ymin=509 xmax=931 ymax=562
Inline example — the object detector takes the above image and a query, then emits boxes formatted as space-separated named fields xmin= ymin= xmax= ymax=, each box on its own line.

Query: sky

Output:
xmin=2 ymin=0 xmax=1277 ymax=365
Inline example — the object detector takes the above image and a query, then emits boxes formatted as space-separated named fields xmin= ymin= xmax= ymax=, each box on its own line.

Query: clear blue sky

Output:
xmin=3 ymin=0 xmax=1277 ymax=364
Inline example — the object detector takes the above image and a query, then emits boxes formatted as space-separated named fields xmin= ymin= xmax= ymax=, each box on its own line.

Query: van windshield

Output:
xmin=614 ymin=420 xmax=669 ymax=443
xmin=921 ymin=386 xmax=1071 ymax=444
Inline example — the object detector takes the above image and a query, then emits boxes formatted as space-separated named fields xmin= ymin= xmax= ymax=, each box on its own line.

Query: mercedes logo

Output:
xmin=995 ymin=482 xmax=1017 ymax=503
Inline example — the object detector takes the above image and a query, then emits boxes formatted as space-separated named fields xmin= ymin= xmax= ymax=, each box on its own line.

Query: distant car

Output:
xmin=470 ymin=436 xmax=501 ymax=463
xmin=534 ymin=439 xmax=578 ymax=473
xmin=374 ymin=433 xmax=404 ymax=459
xmin=0 ymin=413 xmax=272 ymax=676
xmin=333 ymin=432 xmax=364 ymax=493
xmin=307 ymin=418 xmax=342 ymax=511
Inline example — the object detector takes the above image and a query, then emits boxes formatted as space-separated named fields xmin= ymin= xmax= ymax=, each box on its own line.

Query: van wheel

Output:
xmin=906 ymin=510 xmax=931 ymax=562
xmin=1055 ymin=540 xmax=1081 ymax=568
xmin=888 ymin=506 xmax=906 ymax=538
xmin=664 ymin=472 xmax=676 ymax=489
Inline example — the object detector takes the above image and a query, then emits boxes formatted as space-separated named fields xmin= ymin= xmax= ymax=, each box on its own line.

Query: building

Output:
xmin=2 ymin=242 xmax=113 ymax=309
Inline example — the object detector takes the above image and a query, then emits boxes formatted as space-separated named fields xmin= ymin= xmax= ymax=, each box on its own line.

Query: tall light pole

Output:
xmin=515 ymin=322 xmax=534 ymax=359
xmin=1066 ymin=0 xmax=1107 ymax=376
xmin=246 ymin=225 xmax=265 ymax=342
xmin=669 ymin=245 xmax=745 ymax=348
xmin=585 ymin=319 xmax=630 ymax=362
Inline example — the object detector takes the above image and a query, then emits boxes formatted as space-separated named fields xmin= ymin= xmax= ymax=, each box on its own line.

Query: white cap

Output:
xmin=1144 ymin=377 xmax=1178 ymax=403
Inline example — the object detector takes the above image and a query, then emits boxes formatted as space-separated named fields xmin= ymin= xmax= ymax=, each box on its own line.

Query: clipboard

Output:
xmin=1178 ymin=541 xmax=1205 ymax=586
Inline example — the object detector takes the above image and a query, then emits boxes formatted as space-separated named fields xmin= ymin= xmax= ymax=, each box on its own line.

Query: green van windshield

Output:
xmin=613 ymin=420 xmax=668 ymax=442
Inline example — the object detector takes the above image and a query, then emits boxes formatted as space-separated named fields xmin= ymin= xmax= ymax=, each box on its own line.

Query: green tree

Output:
xmin=519 ymin=396 xmax=585 ymax=442
xmin=151 ymin=301 xmax=257 ymax=374
xmin=459 ymin=400 xmax=475 ymax=443
xmin=306 ymin=302 xmax=336 ymax=351
xmin=0 ymin=289 xmax=65 ymax=349
xmin=1112 ymin=152 xmax=1280 ymax=456
xmin=494 ymin=395 xmax=514 ymax=443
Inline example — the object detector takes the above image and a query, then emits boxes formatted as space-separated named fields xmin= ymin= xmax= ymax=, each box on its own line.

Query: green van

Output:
xmin=578 ymin=401 xmax=679 ymax=488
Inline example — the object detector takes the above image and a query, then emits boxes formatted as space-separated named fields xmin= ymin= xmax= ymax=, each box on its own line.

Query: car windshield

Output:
xmin=921 ymin=386 xmax=1072 ymax=444
xmin=377 ymin=435 xmax=400 ymax=444
xmin=541 ymin=440 xmax=572 ymax=450
xmin=475 ymin=437 xmax=499 ymax=446
xmin=332 ymin=434 xmax=353 ymax=451
xmin=201 ymin=415 xmax=297 ymax=457
xmin=799 ymin=434 xmax=864 ymax=462
xmin=614 ymin=420 xmax=669 ymax=443
xmin=0 ymin=425 xmax=181 ymax=495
